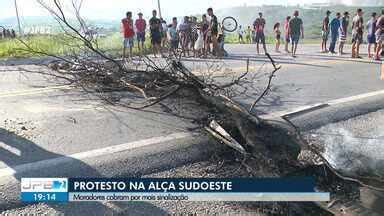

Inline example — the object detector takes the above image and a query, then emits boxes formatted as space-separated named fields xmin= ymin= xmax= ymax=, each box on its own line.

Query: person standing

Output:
xmin=160 ymin=18 xmax=168 ymax=50
xmin=217 ymin=24 xmax=228 ymax=57
xmin=201 ymin=14 xmax=210 ymax=57
xmin=367 ymin=12 xmax=377 ymax=59
xmin=190 ymin=17 xmax=198 ymax=57
xmin=167 ymin=17 xmax=179 ymax=52
xmin=351 ymin=8 xmax=364 ymax=59
xmin=253 ymin=12 xmax=267 ymax=54
xmin=284 ymin=16 xmax=291 ymax=53
xmin=195 ymin=25 xmax=204 ymax=57
xmin=375 ymin=10 xmax=384 ymax=61
xmin=121 ymin=11 xmax=135 ymax=59
xmin=237 ymin=25 xmax=244 ymax=44
xmin=245 ymin=26 xmax=252 ymax=44
xmin=207 ymin=8 xmax=219 ymax=56
xmin=329 ymin=12 xmax=341 ymax=54
xmin=338 ymin=11 xmax=349 ymax=55
xmin=149 ymin=10 xmax=163 ymax=57
xmin=10 ymin=29 xmax=16 ymax=38
xmin=135 ymin=12 xmax=146 ymax=53
xmin=251 ymin=29 xmax=256 ymax=43
xmin=178 ymin=16 xmax=190 ymax=57
xmin=289 ymin=10 xmax=304 ymax=57
xmin=321 ymin=11 xmax=331 ymax=53
xmin=273 ymin=22 xmax=281 ymax=52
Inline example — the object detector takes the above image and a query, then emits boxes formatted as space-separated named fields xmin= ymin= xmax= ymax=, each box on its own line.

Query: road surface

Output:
xmin=0 ymin=43 xmax=382 ymax=214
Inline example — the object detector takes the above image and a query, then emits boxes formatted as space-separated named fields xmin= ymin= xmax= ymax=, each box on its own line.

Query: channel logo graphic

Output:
xmin=21 ymin=178 xmax=68 ymax=192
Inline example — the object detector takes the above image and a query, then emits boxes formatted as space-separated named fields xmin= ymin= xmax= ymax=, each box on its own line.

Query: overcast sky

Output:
xmin=0 ymin=0 xmax=344 ymax=20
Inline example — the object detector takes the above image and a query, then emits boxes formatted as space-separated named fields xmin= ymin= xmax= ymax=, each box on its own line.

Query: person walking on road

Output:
xmin=338 ymin=11 xmax=349 ymax=55
xmin=289 ymin=10 xmax=304 ymax=57
xmin=284 ymin=16 xmax=291 ymax=53
xmin=375 ymin=10 xmax=384 ymax=61
xmin=321 ymin=10 xmax=331 ymax=53
xmin=329 ymin=12 xmax=341 ymax=54
xmin=122 ymin=11 xmax=135 ymax=59
xmin=135 ymin=12 xmax=146 ymax=53
xmin=351 ymin=8 xmax=364 ymax=59
xmin=367 ymin=12 xmax=377 ymax=59
xmin=253 ymin=12 xmax=267 ymax=54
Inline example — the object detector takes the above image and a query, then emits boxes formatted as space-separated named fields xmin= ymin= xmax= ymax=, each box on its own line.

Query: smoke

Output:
xmin=316 ymin=127 xmax=384 ymax=178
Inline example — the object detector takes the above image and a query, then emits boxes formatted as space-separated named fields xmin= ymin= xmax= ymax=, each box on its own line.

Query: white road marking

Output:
xmin=0 ymin=142 xmax=21 ymax=157
xmin=261 ymin=89 xmax=384 ymax=119
xmin=0 ymin=85 xmax=73 ymax=98
xmin=328 ymin=89 xmax=384 ymax=105
xmin=260 ymin=103 xmax=326 ymax=119
xmin=0 ymin=132 xmax=193 ymax=178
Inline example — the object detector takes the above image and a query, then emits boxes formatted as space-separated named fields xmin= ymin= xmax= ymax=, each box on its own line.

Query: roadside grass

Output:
xmin=0 ymin=32 xmax=153 ymax=58
xmin=224 ymin=33 xmax=321 ymax=44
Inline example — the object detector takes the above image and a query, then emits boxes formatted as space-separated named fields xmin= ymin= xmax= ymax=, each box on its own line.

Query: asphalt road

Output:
xmin=0 ymin=43 xmax=382 ymax=214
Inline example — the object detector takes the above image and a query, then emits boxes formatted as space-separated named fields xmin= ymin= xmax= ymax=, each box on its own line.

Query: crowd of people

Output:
xmin=121 ymin=8 xmax=384 ymax=61
xmin=121 ymin=8 xmax=225 ymax=59
xmin=0 ymin=28 xmax=16 ymax=39
xmin=319 ymin=8 xmax=384 ymax=60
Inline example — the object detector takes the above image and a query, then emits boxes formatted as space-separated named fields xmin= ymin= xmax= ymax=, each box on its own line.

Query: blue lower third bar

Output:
xmin=68 ymin=192 xmax=330 ymax=202
xmin=21 ymin=192 xmax=68 ymax=202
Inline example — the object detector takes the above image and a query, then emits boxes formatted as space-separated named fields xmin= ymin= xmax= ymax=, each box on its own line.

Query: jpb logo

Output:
xmin=21 ymin=178 xmax=68 ymax=192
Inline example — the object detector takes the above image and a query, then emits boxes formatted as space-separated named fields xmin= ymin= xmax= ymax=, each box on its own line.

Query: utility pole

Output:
xmin=157 ymin=0 xmax=162 ymax=18
xmin=14 ymin=0 xmax=23 ymax=36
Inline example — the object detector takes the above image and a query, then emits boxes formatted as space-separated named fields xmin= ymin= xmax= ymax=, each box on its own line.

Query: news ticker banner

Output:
xmin=21 ymin=177 xmax=329 ymax=202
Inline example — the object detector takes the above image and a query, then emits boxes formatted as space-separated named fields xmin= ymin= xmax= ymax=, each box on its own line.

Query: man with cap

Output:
xmin=135 ymin=12 xmax=147 ymax=53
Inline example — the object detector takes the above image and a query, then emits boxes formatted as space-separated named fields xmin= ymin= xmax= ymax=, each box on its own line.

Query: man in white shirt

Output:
xmin=237 ymin=25 xmax=244 ymax=44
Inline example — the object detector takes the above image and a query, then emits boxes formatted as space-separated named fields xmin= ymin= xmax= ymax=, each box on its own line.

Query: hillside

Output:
xmin=216 ymin=5 xmax=382 ymax=39
xmin=1 ymin=5 xmax=382 ymax=38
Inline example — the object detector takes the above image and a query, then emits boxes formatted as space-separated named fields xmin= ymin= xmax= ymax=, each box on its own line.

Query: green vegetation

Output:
xmin=224 ymin=33 xmax=322 ymax=44
xmin=0 ymin=35 xmax=68 ymax=58
xmin=1 ymin=4 xmax=380 ymax=58
xmin=0 ymin=32 xmax=153 ymax=58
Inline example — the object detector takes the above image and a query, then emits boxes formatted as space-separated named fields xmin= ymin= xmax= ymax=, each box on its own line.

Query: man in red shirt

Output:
xmin=253 ymin=12 xmax=267 ymax=55
xmin=135 ymin=12 xmax=147 ymax=53
xmin=122 ymin=11 xmax=135 ymax=59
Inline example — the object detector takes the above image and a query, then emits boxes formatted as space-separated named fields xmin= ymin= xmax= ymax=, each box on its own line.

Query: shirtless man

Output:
xmin=253 ymin=12 xmax=267 ymax=54
xmin=351 ymin=8 xmax=364 ymax=58
xmin=321 ymin=11 xmax=331 ymax=53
